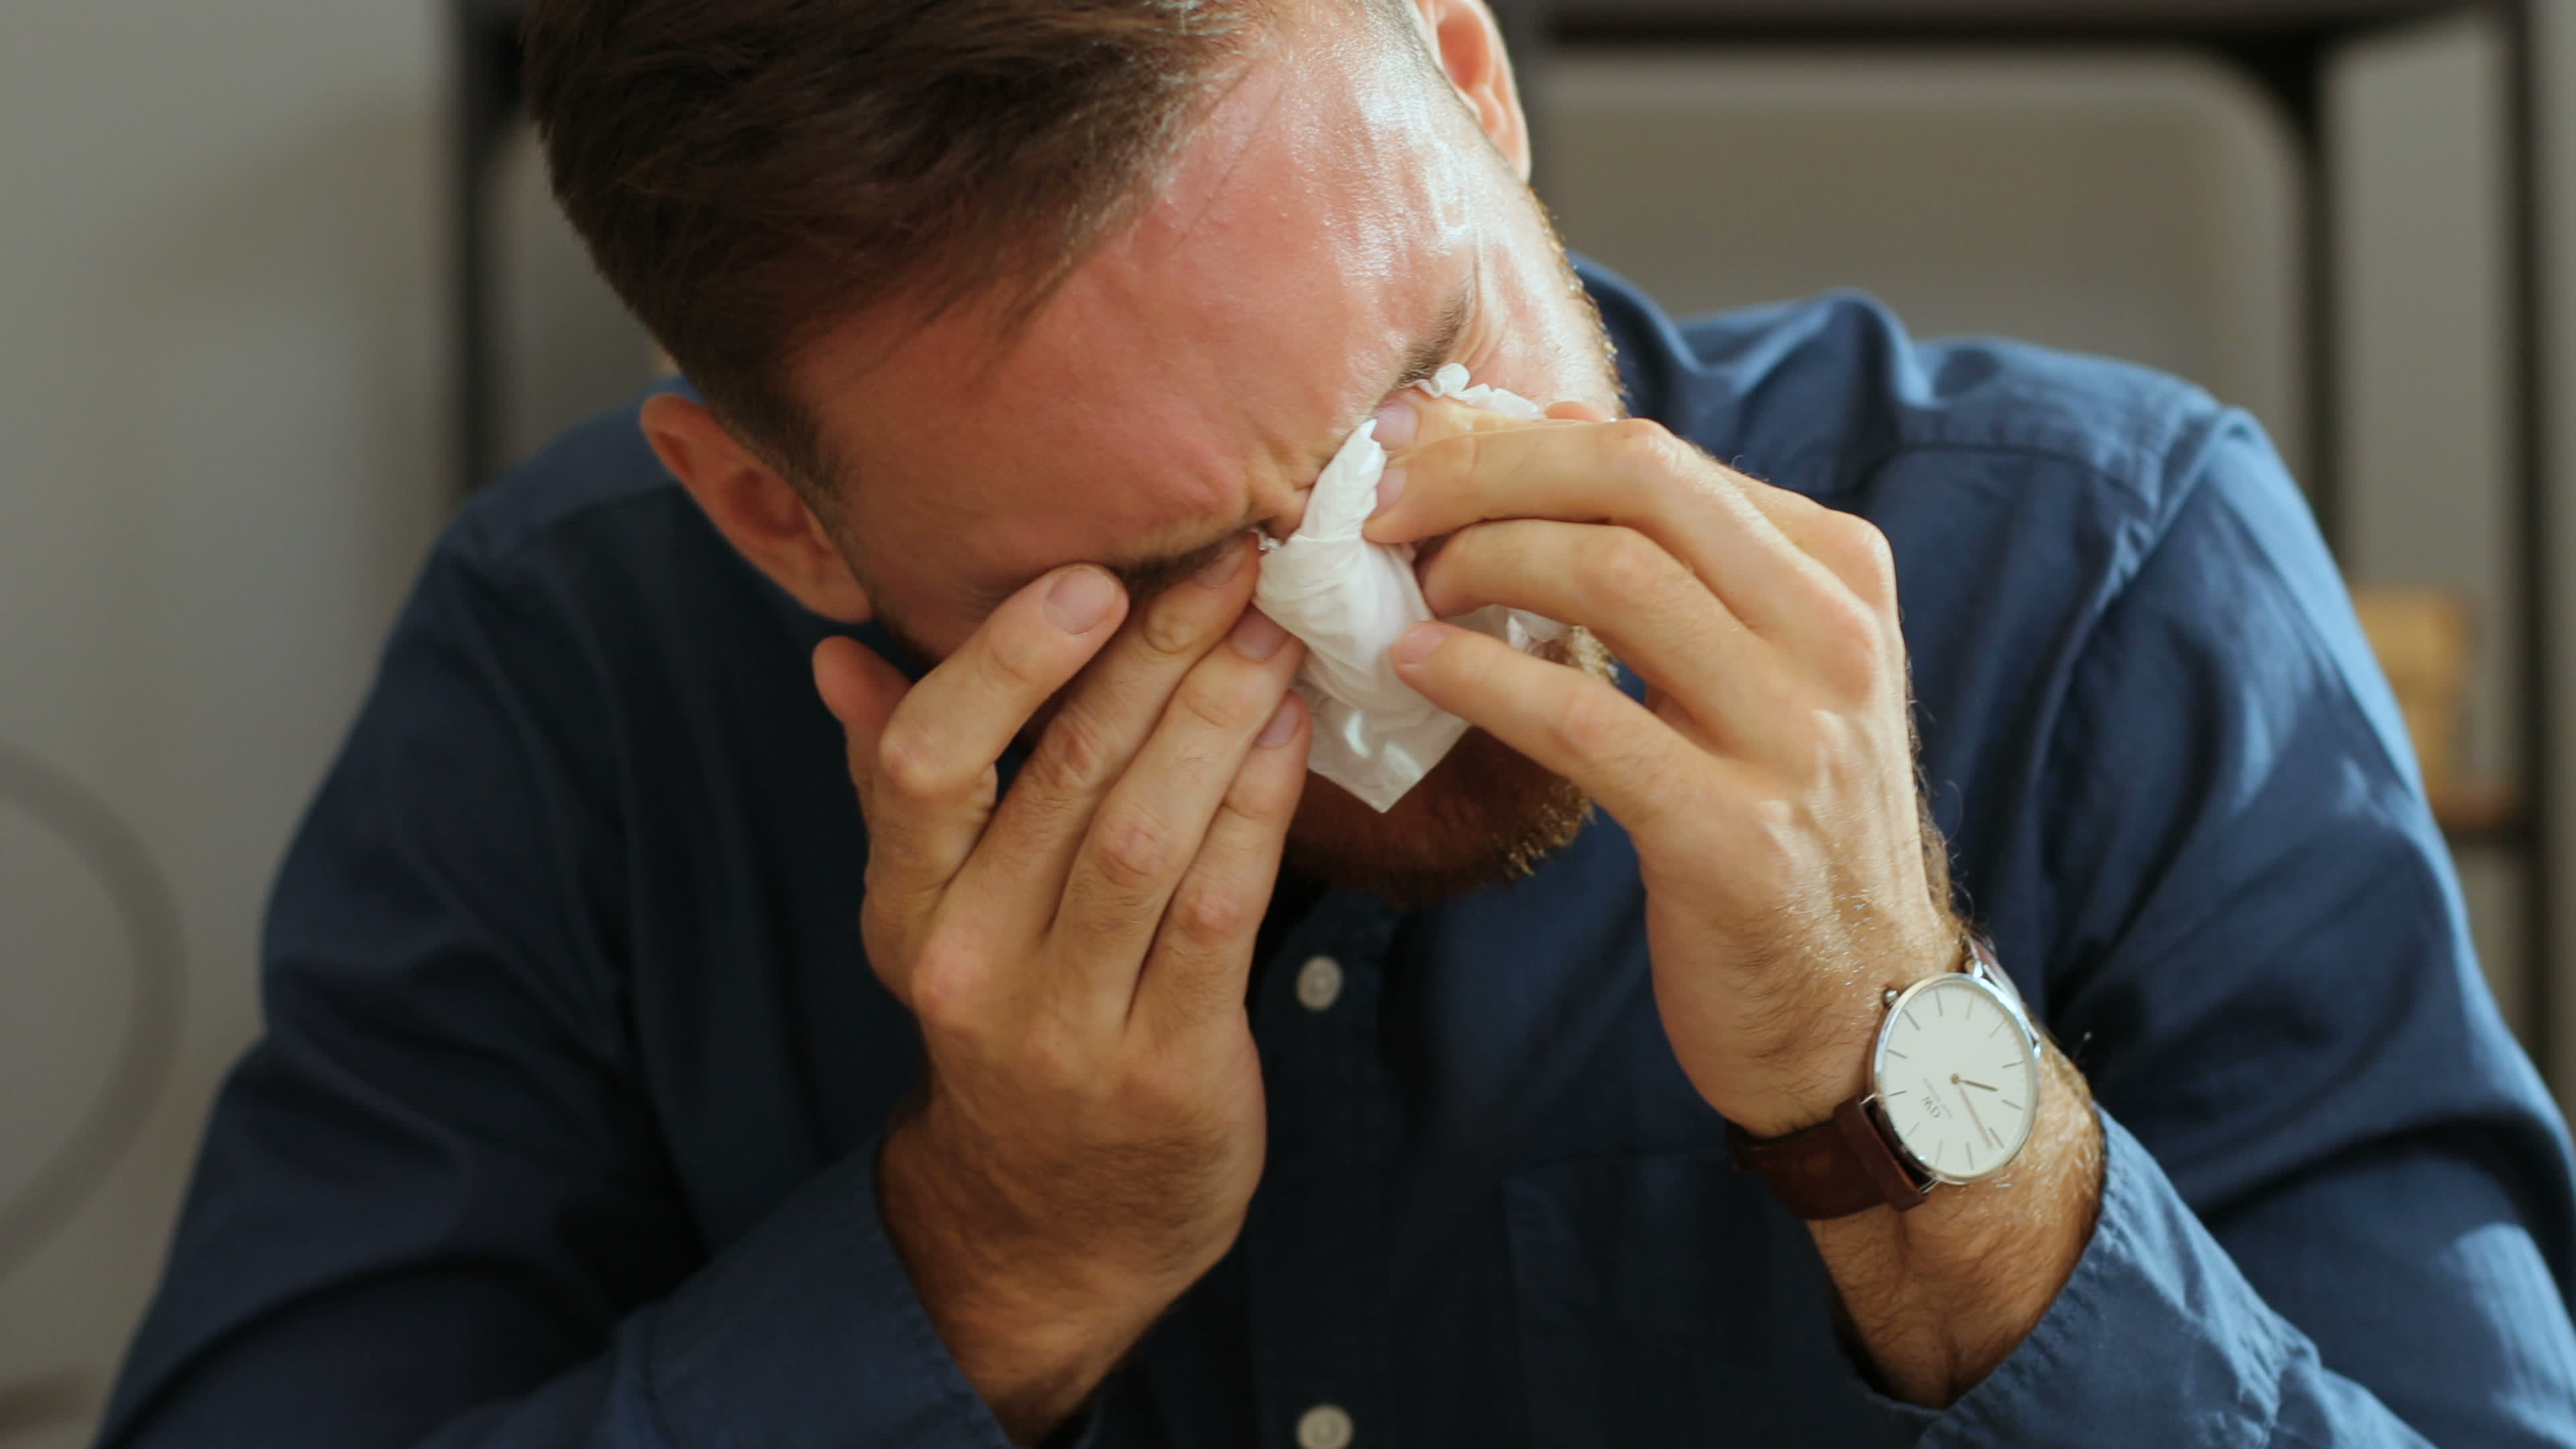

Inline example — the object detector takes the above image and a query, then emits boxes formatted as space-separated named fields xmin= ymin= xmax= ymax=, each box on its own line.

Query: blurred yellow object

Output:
xmin=2352 ymin=587 xmax=2470 ymax=796
xmin=2349 ymin=586 xmax=2516 ymax=834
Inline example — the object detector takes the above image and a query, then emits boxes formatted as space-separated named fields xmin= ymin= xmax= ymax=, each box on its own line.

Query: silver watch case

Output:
xmin=1865 ymin=937 xmax=2044 ymax=1187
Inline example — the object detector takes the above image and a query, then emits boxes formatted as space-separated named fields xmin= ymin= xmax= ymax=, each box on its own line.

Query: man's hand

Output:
xmin=1368 ymin=397 xmax=2101 ymax=1404
xmin=811 ymin=539 xmax=1309 ymax=1443
xmin=1370 ymin=399 xmax=1952 ymax=1132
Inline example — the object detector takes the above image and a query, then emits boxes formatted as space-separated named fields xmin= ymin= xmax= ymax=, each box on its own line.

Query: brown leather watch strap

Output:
xmin=1727 ymin=1097 xmax=1930 ymax=1220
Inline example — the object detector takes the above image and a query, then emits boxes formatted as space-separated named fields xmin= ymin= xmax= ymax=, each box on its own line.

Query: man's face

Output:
xmin=795 ymin=3 xmax=1624 ymax=899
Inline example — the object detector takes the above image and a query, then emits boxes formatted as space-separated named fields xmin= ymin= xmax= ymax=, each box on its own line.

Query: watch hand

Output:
xmin=1951 ymin=1078 xmax=2000 ymax=1150
xmin=1957 ymin=1077 xmax=2000 ymax=1093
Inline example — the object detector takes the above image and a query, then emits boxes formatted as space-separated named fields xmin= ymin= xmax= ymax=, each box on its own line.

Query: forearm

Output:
xmin=1807 ymin=1044 xmax=2103 ymax=1407
xmin=108 ymin=1121 xmax=1033 ymax=1448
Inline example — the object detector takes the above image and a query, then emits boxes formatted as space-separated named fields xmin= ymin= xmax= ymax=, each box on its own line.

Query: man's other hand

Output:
xmin=811 ymin=537 xmax=1309 ymax=1443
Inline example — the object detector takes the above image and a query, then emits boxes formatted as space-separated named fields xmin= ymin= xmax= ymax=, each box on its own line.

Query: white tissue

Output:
xmin=1252 ymin=366 xmax=1565 ymax=812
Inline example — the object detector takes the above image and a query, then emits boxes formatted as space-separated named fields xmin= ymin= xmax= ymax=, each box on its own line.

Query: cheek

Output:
xmin=1465 ymin=213 xmax=1615 ymax=413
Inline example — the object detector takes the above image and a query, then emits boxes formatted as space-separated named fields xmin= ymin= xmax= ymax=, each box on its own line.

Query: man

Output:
xmin=100 ymin=0 xmax=2576 ymax=1444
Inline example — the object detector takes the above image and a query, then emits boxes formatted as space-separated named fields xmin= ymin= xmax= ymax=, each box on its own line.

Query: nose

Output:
xmin=1261 ymin=394 xmax=1424 ymax=541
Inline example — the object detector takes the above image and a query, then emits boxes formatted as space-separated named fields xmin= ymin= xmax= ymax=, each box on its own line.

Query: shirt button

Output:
xmin=1296 ymin=1403 xmax=1354 ymax=1449
xmin=1293 ymin=955 xmax=1345 ymax=1012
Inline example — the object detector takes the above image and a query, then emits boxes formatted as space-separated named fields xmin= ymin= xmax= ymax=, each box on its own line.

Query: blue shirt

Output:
xmin=103 ymin=264 xmax=2576 ymax=1447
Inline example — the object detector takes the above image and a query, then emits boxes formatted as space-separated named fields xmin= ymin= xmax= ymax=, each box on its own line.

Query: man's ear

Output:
xmin=1410 ymin=0 xmax=1529 ymax=180
xmin=639 ymin=392 xmax=874 ymax=624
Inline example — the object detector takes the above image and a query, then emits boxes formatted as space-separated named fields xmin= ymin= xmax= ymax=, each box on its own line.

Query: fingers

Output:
xmin=1366 ymin=417 xmax=1841 ymax=644
xmin=814 ymin=636 xmax=956 ymax=926
xmin=1044 ymin=606 xmax=1308 ymax=1016
xmin=865 ymin=565 xmax=1128 ymax=925
xmin=814 ymin=634 xmax=912 ymax=797
xmin=1371 ymin=394 xmax=1580 ymax=513
xmin=1730 ymin=482 xmax=1904 ymax=612
xmin=1372 ymin=390 xmax=1583 ymax=450
xmin=1412 ymin=519 xmax=1796 ymax=751
xmin=1389 ymin=621 xmax=1707 ymax=841
xmin=1134 ymin=692 xmax=1310 ymax=1036
xmin=977 ymin=533 xmax=1263 ymax=896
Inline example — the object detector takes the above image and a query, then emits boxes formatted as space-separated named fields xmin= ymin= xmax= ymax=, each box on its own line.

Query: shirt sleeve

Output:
xmin=1887 ymin=415 xmax=2576 ymax=1445
xmin=95 ymin=525 xmax=1016 ymax=1448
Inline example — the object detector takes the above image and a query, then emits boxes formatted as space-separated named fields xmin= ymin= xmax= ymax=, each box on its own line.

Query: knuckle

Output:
xmin=1548 ymin=677 xmax=1633 ymax=761
xmin=1847 ymin=515 xmax=1900 ymax=592
xmin=1165 ymin=879 xmax=1256 ymax=948
xmin=1138 ymin=592 xmax=1216 ymax=659
xmin=874 ymin=720 xmax=953 ymax=801
xmin=1026 ymin=703 xmax=1120 ymax=800
xmin=1813 ymin=595 xmax=1888 ymax=694
xmin=984 ymin=616 xmax=1069 ymax=696
xmin=1089 ymin=803 xmax=1179 ymax=895
xmin=1423 ymin=522 xmax=1497 ymax=595
xmin=1603 ymin=417 xmax=1682 ymax=476
xmin=1585 ymin=527 xmax=1678 ymax=613
xmin=905 ymin=933 xmax=985 ymax=1033
xmin=1223 ymin=758 xmax=1303 ymax=829
xmin=1173 ymin=665 xmax=1269 ymax=739
xmin=1446 ymin=426 xmax=1495 ymax=486
xmin=1821 ymin=511 xmax=1900 ymax=600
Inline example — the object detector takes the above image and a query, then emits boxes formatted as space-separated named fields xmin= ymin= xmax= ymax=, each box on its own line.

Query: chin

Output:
xmin=1281 ymin=630 xmax=1609 ymax=906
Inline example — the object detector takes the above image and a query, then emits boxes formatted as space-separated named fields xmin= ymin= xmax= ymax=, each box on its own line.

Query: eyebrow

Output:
xmin=1391 ymin=283 xmax=1475 ymax=398
xmin=1087 ymin=282 xmax=1478 ymax=607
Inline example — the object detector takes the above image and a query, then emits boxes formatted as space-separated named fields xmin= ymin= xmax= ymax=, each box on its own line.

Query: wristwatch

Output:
xmin=1727 ymin=933 xmax=2042 ymax=1220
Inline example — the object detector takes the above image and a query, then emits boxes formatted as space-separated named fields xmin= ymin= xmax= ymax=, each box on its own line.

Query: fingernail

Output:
xmin=1044 ymin=566 xmax=1120 ymax=634
xmin=1371 ymin=396 xmax=1418 ymax=448
xmin=1256 ymin=696 xmax=1301 ymax=747
xmin=1230 ymin=608 xmax=1289 ymax=660
xmin=1393 ymin=621 xmax=1447 ymax=667
xmin=1373 ymin=466 xmax=1407 ymax=517
xmin=1194 ymin=537 xmax=1247 ymax=587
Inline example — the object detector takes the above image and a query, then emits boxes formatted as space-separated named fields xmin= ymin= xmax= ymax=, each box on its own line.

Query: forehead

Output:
xmin=798 ymin=8 xmax=1475 ymax=600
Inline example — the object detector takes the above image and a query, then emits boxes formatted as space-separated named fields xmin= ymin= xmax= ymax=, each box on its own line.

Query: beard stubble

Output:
xmin=1279 ymin=626 xmax=1617 ymax=906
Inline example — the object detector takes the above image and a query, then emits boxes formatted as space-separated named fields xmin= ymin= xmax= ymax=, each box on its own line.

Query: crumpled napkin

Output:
xmin=1253 ymin=365 xmax=1564 ymax=811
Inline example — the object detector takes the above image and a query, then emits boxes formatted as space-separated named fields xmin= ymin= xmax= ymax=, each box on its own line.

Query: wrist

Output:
xmin=1710 ymin=926 xmax=1960 ymax=1138
xmin=878 ymin=1115 xmax=1174 ymax=1442
xmin=1711 ymin=1005 xmax=1876 ymax=1139
xmin=1805 ymin=1047 xmax=2102 ymax=1405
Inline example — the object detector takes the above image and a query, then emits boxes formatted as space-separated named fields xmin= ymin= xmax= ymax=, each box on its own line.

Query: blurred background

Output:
xmin=0 ymin=1 xmax=2566 ymax=1441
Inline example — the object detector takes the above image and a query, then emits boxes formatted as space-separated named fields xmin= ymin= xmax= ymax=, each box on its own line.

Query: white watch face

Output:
xmin=1874 ymin=975 xmax=2041 ymax=1183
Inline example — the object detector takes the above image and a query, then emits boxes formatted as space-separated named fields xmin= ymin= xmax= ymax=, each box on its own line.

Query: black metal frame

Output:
xmin=450 ymin=0 xmax=2553 ymax=1077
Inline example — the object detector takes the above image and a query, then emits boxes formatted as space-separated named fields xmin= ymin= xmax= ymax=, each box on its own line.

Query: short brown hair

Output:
xmin=523 ymin=0 xmax=1281 ymax=490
